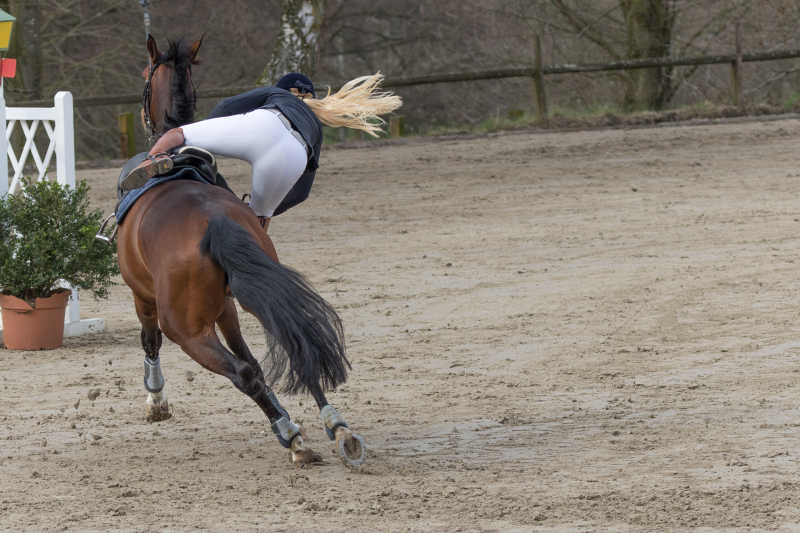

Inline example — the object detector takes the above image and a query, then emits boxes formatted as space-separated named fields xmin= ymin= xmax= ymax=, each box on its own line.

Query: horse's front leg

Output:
xmin=135 ymin=296 xmax=171 ymax=422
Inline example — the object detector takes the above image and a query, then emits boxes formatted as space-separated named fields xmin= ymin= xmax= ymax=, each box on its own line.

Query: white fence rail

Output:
xmin=7 ymin=93 xmax=76 ymax=193
xmin=0 ymin=91 xmax=104 ymax=343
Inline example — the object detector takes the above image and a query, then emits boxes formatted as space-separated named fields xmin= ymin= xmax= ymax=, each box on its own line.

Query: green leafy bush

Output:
xmin=0 ymin=178 xmax=118 ymax=301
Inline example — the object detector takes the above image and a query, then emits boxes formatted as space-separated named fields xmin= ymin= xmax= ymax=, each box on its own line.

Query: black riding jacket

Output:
xmin=207 ymin=86 xmax=323 ymax=215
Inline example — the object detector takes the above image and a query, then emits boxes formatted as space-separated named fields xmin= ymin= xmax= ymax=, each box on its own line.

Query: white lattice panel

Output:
xmin=0 ymin=91 xmax=101 ymax=342
xmin=5 ymin=92 xmax=75 ymax=193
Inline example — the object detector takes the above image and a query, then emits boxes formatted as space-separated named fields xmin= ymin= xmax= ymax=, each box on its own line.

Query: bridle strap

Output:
xmin=142 ymin=59 xmax=162 ymax=146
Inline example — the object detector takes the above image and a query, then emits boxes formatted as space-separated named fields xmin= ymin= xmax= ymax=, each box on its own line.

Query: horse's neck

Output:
xmin=163 ymin=74 xmax=194 ymax=130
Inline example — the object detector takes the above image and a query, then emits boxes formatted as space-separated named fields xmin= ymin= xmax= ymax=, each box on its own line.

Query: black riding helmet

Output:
xmin=276 ymin=73 xmax=316 ymax=98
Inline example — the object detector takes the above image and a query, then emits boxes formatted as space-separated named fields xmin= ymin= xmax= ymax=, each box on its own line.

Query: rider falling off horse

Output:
xmin=121 ymin=71 xmax=402 ymax=260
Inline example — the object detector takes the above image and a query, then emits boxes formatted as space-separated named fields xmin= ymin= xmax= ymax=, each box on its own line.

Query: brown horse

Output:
xmin=117 ymin=35 xmax=365 ymax=465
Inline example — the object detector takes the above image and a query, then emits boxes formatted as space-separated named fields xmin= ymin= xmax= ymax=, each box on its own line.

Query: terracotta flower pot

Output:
xmin=0 ymin=290 xmax=71 ymax=350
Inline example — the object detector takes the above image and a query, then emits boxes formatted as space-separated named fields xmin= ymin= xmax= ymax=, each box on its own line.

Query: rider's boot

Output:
xmin=120 ymin=153 xmax=174 ymax=191
xmin=120 ymin=128 xmax=185 ymax=191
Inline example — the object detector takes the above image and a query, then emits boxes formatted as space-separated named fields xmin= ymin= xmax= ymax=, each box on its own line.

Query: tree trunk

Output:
xmin=620 ymin=0 xmax=674 ymax=110
xmin=260 ymin=0 xmax=324 ymax=85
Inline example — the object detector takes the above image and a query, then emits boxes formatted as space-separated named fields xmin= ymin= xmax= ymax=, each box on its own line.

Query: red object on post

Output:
xmin=0 ymin=57 xmax=16 ymax=78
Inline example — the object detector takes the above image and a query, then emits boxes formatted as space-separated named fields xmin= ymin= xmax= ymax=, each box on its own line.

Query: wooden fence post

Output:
xmin=118 ymin=111 xmax=135 ymax=159
xmin=532 ymin=34 xmax=549 ymax=123
xmin=731 ymin=22 xmax=743 ymax=107
xmin=389 ymin=115 xmax=404 ymax=137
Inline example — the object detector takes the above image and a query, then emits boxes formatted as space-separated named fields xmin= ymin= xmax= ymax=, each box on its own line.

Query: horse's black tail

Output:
xmin=201 ymin=216 xmax=349 ymax=393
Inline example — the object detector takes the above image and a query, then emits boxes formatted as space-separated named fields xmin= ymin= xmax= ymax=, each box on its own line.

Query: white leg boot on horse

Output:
xmin=145 ymin=357 xmax=171 ymax=422
xmin=135 ymin=296 xmax=172 ymax=422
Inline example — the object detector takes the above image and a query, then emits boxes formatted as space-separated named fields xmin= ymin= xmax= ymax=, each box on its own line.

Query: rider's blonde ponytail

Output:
xmin=303 ymin=73 xmax=402 ymax=137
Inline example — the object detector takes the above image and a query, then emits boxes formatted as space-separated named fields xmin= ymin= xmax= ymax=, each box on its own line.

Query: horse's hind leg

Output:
xmin=216 ymin=275 xmax=364 ymax=465
xmin=306 ymin=384 xmax=366 ymax=466
xmin=219 ymin=291 xmax=365 ymax=465
xmin=134 ymin=295 xmax=171 ymax=421
xmin=216 ymin=298 xmax=257 ymax=363
xmin=173 ymin=311 xmax=322 ymax=464
xmin=216 ymin=300 xmax=359 ymax=464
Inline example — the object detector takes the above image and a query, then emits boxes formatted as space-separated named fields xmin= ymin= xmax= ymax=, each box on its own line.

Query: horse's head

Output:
xmin=142 ymin=34 xmax=202 ymax=143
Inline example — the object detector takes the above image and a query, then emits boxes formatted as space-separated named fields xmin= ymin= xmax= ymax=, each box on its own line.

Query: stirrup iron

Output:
xmin=95 ymin=213 xmax=118 ymax=243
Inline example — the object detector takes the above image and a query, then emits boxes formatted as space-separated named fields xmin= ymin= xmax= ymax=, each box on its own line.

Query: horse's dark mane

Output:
xmin=161 ymin=38 xmax=196 ymax=130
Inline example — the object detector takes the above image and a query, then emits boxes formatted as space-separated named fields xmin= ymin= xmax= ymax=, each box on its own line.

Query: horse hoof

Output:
xmin=145 ymin=392 xmax=172 ymax=422
xmin=335 ymin=427 xmax=366 ymax=466
xmin=290 ymin=435 xmax=323 ymax=465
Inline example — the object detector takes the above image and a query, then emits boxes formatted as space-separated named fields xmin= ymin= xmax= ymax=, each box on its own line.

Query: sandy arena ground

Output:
xmin=4 ymin=118 xmax=800 ymax=531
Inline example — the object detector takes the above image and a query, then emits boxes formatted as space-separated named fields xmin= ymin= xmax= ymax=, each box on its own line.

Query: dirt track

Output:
xmin=4 ymin=118 xmax=800 ymax=531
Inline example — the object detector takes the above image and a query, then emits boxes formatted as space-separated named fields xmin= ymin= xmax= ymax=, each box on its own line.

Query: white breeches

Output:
xmin=180 ymin=109 xmax=308 ymax=217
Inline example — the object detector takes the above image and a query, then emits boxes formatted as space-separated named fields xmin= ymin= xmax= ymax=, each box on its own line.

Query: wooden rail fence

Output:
xmin=9 ymin=31 xmax=800 ymax=157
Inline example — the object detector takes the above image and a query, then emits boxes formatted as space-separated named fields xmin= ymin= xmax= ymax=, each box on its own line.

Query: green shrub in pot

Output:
xmin=0 ymin=178 xmax=118 ymax=303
